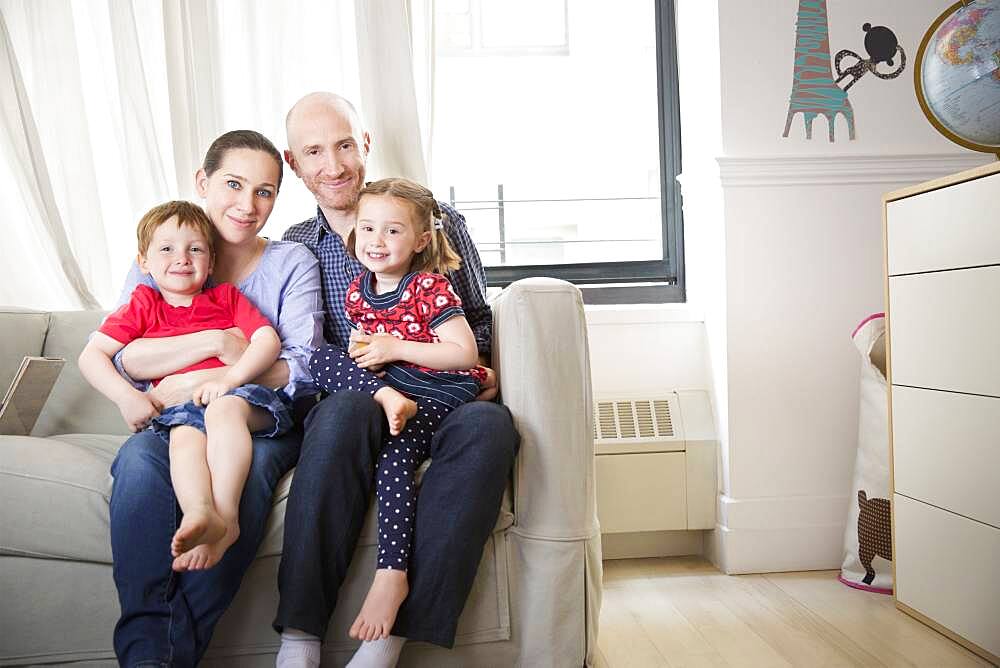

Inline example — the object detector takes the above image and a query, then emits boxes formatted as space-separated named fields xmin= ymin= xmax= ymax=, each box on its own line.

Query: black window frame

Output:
xmin=479 ymin=0 xmax=684 ymax=305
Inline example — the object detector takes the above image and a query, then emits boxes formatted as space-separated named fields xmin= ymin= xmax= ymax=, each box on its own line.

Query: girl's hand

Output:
xmin=193 ymin=379 xmax=235 ymax=406
xmin=350 ymin=333 xmax=402 ymax=371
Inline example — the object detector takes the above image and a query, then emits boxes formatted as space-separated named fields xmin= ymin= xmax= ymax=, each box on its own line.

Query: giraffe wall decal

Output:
xmin=783 ymin=0 xmax=856 ymax=142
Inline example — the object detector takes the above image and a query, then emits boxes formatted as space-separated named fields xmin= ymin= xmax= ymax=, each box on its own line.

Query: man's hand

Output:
xmin=216 ymin=327 xmax=248 ymax=365
xmin=349 ymin=332 xmax=402 ymax=372
xmin=117 ymin=389 xmax=162 ymax=432
xmin=193 ymin=379 xmax=236 ymax=406
xmin=476 ymin=366 xmax=499 ymax=401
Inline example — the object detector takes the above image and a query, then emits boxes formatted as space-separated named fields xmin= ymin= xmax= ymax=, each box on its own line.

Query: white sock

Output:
xmin=276 ymin=628 xmax=321 ymax=668
xmin=345 ymin=635 xmax=407 ymax=668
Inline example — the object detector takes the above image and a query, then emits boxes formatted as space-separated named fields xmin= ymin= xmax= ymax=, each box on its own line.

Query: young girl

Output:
xmin=80 ymin=201 xmax=292 ymax=571
xmin=308 ymin=177 xmax=487 ymax=643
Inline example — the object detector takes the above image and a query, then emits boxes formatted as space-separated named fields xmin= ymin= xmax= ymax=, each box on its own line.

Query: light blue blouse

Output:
xmin=113 ymin=240 xmax=325 ymax=400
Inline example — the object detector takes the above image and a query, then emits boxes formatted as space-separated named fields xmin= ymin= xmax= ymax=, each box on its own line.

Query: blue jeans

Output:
xmin=273 ymin=392 xmax=518 ymax=648
xmin=110 ymin=428 xmax=301 ymax=667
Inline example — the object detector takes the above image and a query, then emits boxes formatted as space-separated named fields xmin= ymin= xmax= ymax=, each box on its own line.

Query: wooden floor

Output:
xmin=596 ymin=557 xmax=993 ymax=668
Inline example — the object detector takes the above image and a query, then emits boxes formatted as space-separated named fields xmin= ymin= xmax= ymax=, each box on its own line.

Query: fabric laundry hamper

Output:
xmin=839 ymin=313 xmax=892 ymax=594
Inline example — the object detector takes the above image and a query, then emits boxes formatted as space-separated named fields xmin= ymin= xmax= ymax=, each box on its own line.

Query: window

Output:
xmin=430 ymin=0 xmax=683 ymax=303
xmin=437 ymin=0 xmax=569 ymax=55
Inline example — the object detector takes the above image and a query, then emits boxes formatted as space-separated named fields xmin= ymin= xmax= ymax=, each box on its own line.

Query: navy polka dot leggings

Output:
xmin=309 ymin=344 xmax=456 ymax=570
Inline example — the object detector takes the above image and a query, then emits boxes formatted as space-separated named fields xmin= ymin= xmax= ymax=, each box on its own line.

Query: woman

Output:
xmin=107 ymin=130 xmax=323 ymax=666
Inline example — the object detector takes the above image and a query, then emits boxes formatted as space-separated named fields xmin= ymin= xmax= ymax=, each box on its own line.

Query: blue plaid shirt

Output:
xmin=283 ymin=201 xmax=493 ymax=357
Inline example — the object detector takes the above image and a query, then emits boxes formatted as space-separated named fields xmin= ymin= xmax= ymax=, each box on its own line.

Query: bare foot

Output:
xmin=373 ymin=388 xmax=417 ymax=436
xmin=349 ymin=569 xmax=409 ymax=641
xmin=171 ymin=522 xmax=240 ymax=572
xmin=171 ymin=505 xmax=227 ymax=557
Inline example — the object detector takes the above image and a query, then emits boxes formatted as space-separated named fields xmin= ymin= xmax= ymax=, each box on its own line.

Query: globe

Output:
xmin=915 ymin=0 xmax=1000 ymax=156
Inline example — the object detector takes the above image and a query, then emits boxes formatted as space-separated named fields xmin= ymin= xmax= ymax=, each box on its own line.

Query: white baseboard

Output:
xmin=601 ymin=530 xmax=705 ymax=560
xmin=708 ymin=494 xmax=849 ymax=574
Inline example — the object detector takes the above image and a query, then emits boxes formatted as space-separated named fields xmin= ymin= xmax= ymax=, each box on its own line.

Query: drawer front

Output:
xmin=892 ymin=385 xmax=1000 ymax=528
xmin=888 ymin=266 xmax=1000 ymax=397
xmin=894 ymin=494 xmax=1000 ymax=657
xmin=596 ymin=452 xmax=686 ymax=533
xmin=887 ymin=172 xmax=1000 ymax=275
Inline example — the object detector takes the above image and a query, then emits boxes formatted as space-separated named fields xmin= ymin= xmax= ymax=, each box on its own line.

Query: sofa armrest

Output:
xmin=491 ymin=278 xmax=598 ymax=540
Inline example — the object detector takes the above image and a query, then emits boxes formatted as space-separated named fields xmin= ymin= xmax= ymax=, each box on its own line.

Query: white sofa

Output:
xmin=0 ymin=277 xmax=601 ymax=667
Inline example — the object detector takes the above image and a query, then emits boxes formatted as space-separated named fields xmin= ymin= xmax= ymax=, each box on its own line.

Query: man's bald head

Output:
xmin=284 ymin=92 xmax=371 ymax=217
xmin=285 ymin=92 xmax=363 ymax=145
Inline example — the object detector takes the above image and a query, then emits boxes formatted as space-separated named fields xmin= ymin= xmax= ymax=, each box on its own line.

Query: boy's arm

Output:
xmin=350 ymin=316 xmax=479 ymax=372
xmin=79 ymin=332 xmax=162 ymax=432
xmin=192 ymin=326 xmax=282 ymax=405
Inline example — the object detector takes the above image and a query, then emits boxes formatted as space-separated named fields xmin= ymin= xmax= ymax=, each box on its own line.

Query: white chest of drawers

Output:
xmin=884 ymin=162 xmax=1000 ymax=664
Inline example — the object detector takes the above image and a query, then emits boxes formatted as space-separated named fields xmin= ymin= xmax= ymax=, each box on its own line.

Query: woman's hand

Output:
xmin=349 ymin=332 xmax=403 ymax=371
xmin=150 ymin=368 xmax=224 ymax=408
xmin=216 ymin=327 xmax=249 ymax=365
xmin=117 ymin=389 xmax=162 ymax=432
xmin=193 ymin=379 xmax=236 ymax=406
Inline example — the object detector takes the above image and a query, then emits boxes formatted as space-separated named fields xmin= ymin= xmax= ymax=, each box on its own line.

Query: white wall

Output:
xmin=711 ymin=0 xmax=992 ymax=573
xmin=586 ymin=306 xmax=710 ymax=396
xmin=588 ymin=0 xmax=994 ymax=573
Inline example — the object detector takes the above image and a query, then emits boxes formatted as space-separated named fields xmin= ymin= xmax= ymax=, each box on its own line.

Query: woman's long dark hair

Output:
xmin=202 ymin=130 xmax=284 ymax=191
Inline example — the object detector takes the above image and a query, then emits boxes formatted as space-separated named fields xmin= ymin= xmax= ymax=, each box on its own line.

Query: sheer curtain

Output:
xmin=355 ymin=0 xmax=432 ymax=184
xmin=0 ymin=3 xmax=102 ymax=309
xmin=0 ymin=0 xmax=430 ymax=311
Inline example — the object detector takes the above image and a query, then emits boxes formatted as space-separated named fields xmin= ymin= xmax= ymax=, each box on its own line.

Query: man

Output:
xmin=274 ymin=92 xmax=518 ymax=668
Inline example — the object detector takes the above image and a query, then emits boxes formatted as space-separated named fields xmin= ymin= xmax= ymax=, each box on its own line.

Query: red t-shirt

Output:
xmin=346 ymin=272 xmax=487 ymax=383
xmin=100 ymin=283 xmax=272 ymax=385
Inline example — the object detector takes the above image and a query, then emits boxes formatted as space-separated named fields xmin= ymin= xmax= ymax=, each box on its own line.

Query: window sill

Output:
xmin=585 ymin=302 xmax=704 ymax=325
xmin=580 ymin=283 xmax=682 ymax=305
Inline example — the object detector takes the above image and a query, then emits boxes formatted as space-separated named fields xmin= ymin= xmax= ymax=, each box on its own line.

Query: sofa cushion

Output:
xmin=0 ymin=434 xmax=121 ymax=562
xmin=34 ymin=311 xmax=127 ymax=437
xmin=0 ymin=308 xmax=48 ymax=394
xmin=1 ymin=434 xmax=515 ymax=564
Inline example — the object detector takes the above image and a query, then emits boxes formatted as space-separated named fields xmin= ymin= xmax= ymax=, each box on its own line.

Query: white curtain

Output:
xmin=0 ymin=0 xmax=429 ymax=311
xmin=162 ymin=0 xmax=221 ymax=201
xmin=355 ymin=0 xmax=432 ymax=184
xmin=0 ymin=0 xmax=177 ymax=308
xmin=0 ymin=2 xmax=100 ymax=309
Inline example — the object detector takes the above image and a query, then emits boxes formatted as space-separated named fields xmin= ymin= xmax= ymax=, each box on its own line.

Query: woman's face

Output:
xmin=196 ymin=148 xmax=281 ymax=248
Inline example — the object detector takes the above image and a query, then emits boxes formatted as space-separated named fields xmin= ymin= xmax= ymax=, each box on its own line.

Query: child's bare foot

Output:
xmin=171 ymin=522 xmax=240 ymax=571
xmin=373 ymin=388 xmax=417 ymax=436
xmin=171 ymin=505 xmax=227 ymax=557
xmin=349 ymin=569 xmax=409 ymax=641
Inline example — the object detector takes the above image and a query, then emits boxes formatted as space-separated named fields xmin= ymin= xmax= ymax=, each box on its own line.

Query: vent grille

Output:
xmin=594 ymin=398 xmax=674 ymax=441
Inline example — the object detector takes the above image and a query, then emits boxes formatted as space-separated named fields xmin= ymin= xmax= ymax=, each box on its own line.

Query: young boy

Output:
xmin=79 ymin=201 xmax=290 ymax=571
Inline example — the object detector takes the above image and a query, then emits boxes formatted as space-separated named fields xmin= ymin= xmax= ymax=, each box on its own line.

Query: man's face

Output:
xmin=286 ymin=104 xmax=369 ymax=213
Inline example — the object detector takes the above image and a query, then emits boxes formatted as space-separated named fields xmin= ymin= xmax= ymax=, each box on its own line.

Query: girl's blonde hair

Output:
xmin=351 ymin=177 xmax=462 ymax=275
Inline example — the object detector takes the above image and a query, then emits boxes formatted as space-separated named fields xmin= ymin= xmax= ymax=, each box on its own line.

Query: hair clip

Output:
xmin=432 ymin=218 xmax=444 ymax=230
